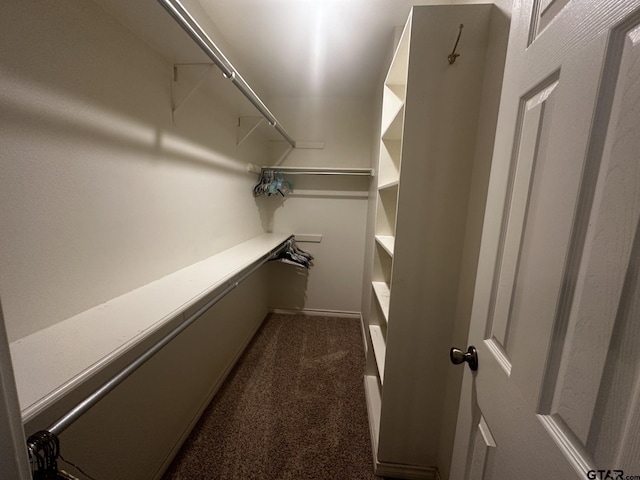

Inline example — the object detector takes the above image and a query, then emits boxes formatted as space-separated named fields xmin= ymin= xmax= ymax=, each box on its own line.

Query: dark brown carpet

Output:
xmin=162 ymin=313 xmax=383 ymax=480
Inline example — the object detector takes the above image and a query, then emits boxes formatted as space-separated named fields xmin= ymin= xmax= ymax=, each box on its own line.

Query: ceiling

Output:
xmin=97 ymin=0 xmax=484 ymax=99
xmin=198 ymin=0 xmax=419 ymax=97
xmin=198 ymin=0 xmax=485 ymax=97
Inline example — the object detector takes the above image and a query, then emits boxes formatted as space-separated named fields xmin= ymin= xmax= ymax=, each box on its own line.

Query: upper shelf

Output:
xmin=158 ymin=0 xmax=296 ymax=147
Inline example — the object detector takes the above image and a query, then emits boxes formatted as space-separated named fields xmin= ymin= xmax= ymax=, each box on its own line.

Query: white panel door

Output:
xmin=450 ymin=1 xmax=640 ymax=479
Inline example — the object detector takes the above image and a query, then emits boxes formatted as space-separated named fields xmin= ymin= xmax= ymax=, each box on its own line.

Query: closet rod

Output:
xmin=248 ymin=164 xmax=374 ymax=177
xmin=29 ymin=236 xmax=293 ymax=443
xmin=158 ymin=0 xmax=296 ymax=148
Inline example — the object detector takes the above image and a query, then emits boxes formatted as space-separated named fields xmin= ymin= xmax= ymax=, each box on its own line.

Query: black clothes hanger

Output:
xmin=28 ymin=430 xmax=94 ymax=480
xmin=271 ymin=239 xmax=313 ymax=269
xmin=28 ymin=430 xmax=67 ymax=479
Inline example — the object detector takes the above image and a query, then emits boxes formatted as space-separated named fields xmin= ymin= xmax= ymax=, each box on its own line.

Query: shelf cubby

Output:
xmin=378 ymin=138 xmax=402 ymax=187
xmin=385 ymin=15 xmax=411 ymax=88
xmin=372 ymin=281 xmax=391 ymax=323
xmin=375 ymin=185 xmax=398 ymax=237
xmin=381 ymin=105 xmax=405 ymax=141
xmin=372 ymin=242 xmax=393 ymax=286
xmin=368 ymin=324 xmax=386 ymax=384
xmin=380 ymin=85 xmax=405 ymax=134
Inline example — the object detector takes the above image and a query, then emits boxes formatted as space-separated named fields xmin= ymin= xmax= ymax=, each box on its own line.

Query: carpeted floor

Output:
xmin=162 ymin=313 xmax=384 ymax=480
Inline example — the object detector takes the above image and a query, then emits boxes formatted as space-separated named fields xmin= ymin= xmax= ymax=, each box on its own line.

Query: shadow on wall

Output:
xmin=267 ymin=261 xmax=309 ymax=310
xmin=255 ymin=195 xmax=287 ymax=231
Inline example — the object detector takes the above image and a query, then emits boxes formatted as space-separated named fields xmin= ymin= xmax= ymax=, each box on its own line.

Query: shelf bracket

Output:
xmin=237 ymin=116 xmax=266 ymax=146
xmin=170 ymin=63 xmax=216 ymax=124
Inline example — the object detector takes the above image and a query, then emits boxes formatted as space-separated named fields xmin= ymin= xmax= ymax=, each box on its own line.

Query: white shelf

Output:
xmin=375 ymin=235 xmax=395 ymax=257
xmin=372 ymin=281 xmax=391 ymax=323
xmin=378 ymin=180 xmax=399 ymax=191
xmin=10 ymin=233 xmax=291 ymax=421
xmin=369 ymin=325 xmax=386 ymax=384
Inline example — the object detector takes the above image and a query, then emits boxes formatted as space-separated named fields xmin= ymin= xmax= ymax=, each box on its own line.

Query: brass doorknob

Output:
xmin=450 ymin=346 xmax=478 ymax=371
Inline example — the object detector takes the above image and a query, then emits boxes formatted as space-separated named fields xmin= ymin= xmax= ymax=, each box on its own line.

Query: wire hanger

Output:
xmin=270 ymin=238 xmax=313 ymax=269
xmin=253 ymin=168 xmax=293 ymax=197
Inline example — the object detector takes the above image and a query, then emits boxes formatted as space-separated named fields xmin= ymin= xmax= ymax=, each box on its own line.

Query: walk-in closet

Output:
xmin=1 ymin=0 xmax=512 ymax=478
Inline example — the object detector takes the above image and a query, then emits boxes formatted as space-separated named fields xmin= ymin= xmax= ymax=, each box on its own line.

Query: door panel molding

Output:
xmin=467 ymin=415 xmax=497 ymax=480
xmin=485 ymin=75 xmax=559 ymax=365
xmin=538 ymin=20 xmax=640 ymax=472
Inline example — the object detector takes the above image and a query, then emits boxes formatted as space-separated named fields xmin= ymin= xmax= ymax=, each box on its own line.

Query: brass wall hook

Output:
xmin=448 ymin=24 xmax=464 ymax=65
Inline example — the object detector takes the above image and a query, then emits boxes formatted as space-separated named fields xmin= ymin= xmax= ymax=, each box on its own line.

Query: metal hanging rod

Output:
xmin=247 ymin=164 xmax=374 ymax=177
xmin=158 ymin=0 xmax=296 ymax=148
xmin=27 ymin=236 xmax=293 ymax=447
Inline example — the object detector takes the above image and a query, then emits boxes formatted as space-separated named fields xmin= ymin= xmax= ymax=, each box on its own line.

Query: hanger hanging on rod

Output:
xmin=157 ymin=0 xmax=296 ymax=148
xmin=253 ymin=169 xmax=294 ymax=197
xmin=270 ymin=238 xmax=314 ymax=269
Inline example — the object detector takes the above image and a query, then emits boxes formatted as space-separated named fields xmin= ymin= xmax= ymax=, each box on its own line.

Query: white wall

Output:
xmin=263 ymin=97 xmax=372 ymax=314
xmin=0 ymin=0 xmax=267 ymax=343
xmin=0 ymin=0 xmax=273 ymax=477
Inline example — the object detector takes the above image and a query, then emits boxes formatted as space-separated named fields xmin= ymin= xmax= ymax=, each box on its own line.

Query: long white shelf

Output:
xmin=10 ymin=232 xmax=291 ymax=422
xmin=369 ymin=325 xmax=386 ymax=384
xmin=375 ymin=235 xmax=395 ymax=257
xmin=371 ymin=282 xmax=391 ymax=323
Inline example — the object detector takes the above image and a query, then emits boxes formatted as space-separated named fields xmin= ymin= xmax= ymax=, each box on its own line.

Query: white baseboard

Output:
xmin=268 ymin=307 xmax=361 ymax=319
xmin=365 ymin=374 xmax=440 ymax=480
xmin=359 ymin=313 xmax=368 ymax=356
xmin=375 ymin=460 xmax=440 ymax=480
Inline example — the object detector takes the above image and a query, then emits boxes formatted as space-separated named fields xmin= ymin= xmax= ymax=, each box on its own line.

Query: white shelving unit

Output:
xmin=364 ymin=5 xmax=496 ymax=478
xmin=364 ymin=14 xmax=409 ymax=466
